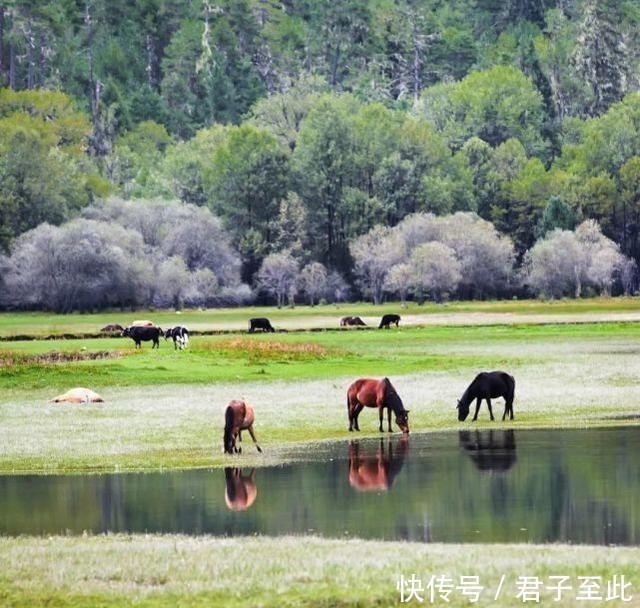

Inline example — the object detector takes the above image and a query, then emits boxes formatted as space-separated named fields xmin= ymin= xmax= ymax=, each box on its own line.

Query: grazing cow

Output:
xmin=122 ymin=325 xmax=163 ymax=348
xmin=165 ymin=326 xmax=189 ymax=350
xmin=248 ymin=317 xmax=275 ymax=333
xmin=51 ymin=387 xmax=104 ymax=403
xmin=340 ymin=316 xmax=367 ymax=327
xmin=100 ymin=323 xmax=124 ymax=334
xmin=379 ymin=314 xmax=401 ymax=329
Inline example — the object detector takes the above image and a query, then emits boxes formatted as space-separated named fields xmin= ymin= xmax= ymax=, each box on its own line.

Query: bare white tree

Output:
xmin=350 ymin=226 xmax=404 ymax=304
xmin=298 ymin=262 xmax=329 ymax=306
xmin=523 ymin=230 xmax=585 ymax=298
xmin=409 ymin=242 xmax=461 ymax=302
xmin=256 ymin=251 xmax=299 ymax=308
xmin=153 ymin=256 xmax=191 ymax=309
xmin=383 ymin=263 xmax=413 ymax=307
xmin=523 ymin=221 xmax=630 ymax=298
xmin=2 ymin=220 xmax=153 ymax=312
xmin=326 ymin=271 xmax=350 ymax=304
xmin=83 ymin=197 xmax=244 ymax=289
xmin=439 ymin=213 xmax=515 ymax=298
xmin=619 ymin=257 xmax=638 ymax=295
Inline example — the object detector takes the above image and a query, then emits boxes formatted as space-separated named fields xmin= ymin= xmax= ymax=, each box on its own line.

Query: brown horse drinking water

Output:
xmin=347 ymin=378 xmax=410 ymax=434
xmin=223 ymin=400 xmax=263 ymax=454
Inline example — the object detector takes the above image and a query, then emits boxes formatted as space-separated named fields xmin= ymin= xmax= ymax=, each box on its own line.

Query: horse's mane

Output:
xmin=223 ymin=405 xmax=235 ymax=452
xmin=383 ymin=378 xmax=406 ymax=414
xmin=459 ymin=385 xmax=473 ymax=408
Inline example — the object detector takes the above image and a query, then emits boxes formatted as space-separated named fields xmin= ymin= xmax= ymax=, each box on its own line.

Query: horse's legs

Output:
xmin=378 ymin=405 xmax=385 ymax=432
xmin=248 ymin=425 xmax=262 ymax=453
xmin=348 ymin=398 xmax=356 ymax=431
xmin=487 ymin=398 xmax=494 ymax=421
xmin=387 ymin=407 xmax=392 ymax=432
xmin=472 ymin=398 xmax=481 ymax=421
xmin=353 ymin=404 xmax=364 ymax=431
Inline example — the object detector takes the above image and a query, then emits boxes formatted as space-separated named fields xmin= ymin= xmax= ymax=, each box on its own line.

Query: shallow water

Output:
xmin=1 ymin=427 xmax=639 ymax=544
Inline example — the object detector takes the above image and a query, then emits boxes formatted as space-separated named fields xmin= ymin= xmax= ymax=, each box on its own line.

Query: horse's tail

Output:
xmin=506 ymin=374 xmax=516 ymax=404
xmin=223 ymin=405 xmax=235 ymax=453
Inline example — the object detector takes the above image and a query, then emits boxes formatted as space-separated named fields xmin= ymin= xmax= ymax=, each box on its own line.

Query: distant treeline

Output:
xmin=0 ymin=1 xmax=639 ymax=309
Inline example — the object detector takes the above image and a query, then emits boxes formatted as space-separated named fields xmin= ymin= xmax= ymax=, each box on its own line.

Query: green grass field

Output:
xmin=1 ymin=535 xmax=639 ymax=607
xmin=1 ymin=296 xmax=640 ymax=338
xmin=2 ymin=302 xmax=640 ymax=607
xmin=1 ymin=314 xmax=640 ymax=473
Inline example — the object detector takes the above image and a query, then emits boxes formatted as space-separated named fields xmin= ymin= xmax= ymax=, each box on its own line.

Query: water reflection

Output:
xmin=224 ymin=468 xmax=257 ymax=511
xmin=1 ymin=427 xmax=639 ymax=545
xmin=348 ymin=437 xmax=409 ymax=492
xmin=458 ymin=429 xmax=517 ymax=473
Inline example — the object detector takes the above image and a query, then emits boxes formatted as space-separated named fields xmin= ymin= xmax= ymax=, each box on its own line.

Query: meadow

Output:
xmin=1 ymin=300 xmax=640 ymax=607
xmin=1 ymin=316 xmax=640 ymax=473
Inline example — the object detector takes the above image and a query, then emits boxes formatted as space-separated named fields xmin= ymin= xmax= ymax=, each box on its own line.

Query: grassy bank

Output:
xmin=1 ymin=297 xmax=640 ymax=338
xmin=1 ymin=535 xmax=639 ymax=607
xmin=1 ymin=321 xmax=639 ymax=473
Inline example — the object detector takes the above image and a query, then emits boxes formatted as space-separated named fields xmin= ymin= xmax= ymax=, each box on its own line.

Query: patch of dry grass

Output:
xmin=213 ymin=337 xmax=331 ymax=361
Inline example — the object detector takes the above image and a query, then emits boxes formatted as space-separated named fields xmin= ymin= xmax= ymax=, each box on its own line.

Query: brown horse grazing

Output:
xmin=347 ymin=377 xmax=410 ymax=434
xmin=348 ymin=436 xmax=409 ymax=492
xmin=223 ymin=400 xmax=263 ymax=454
xmin=224 ymin=468 xmax=258 ymax=511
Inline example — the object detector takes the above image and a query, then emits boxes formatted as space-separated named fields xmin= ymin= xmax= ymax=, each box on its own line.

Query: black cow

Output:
xmin=122 ymin=325 xmax=163 ymax=348
xmin=165 ymin=326 xmax=189 ymax=350
xmin=248 ymin=317 xmax=275 ymax=333
xmin=379 ymin=314 xmax=401 ymax=329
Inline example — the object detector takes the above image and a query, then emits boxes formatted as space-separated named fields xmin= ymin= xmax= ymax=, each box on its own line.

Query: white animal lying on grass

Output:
xmin=51 ymin=387 xmax=104 ymax=403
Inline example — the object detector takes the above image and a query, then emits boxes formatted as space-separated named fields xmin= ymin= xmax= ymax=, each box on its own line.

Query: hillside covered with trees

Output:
xmin=1 ymin=0 xmax=640 ymax=309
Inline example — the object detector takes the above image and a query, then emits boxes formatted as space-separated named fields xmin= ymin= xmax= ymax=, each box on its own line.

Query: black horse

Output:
xmin=379 ymin=314 xmax=401 ymax=329
xmin=457 ymin=371 xmax=515 ymax=422
xmin=248 ymin=317 xmax=275 ymax=333
xmin=459 ymin=429 xmax=517 ymax=473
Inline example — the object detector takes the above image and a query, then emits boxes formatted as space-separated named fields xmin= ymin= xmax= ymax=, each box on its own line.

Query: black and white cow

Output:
xmin=122 ymin=325 xmax=163 ymax=348
xmin=165 ymin=326 xmax=190 ymax=350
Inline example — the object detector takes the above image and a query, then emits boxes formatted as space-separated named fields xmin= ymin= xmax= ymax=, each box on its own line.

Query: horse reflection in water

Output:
xmin=224 ymin=468 xmax=258 ymax=511
xmin=348 ymin=436 xmax=409 ymax=492
xmin=459 ymin=429 xmax=517 ymax=473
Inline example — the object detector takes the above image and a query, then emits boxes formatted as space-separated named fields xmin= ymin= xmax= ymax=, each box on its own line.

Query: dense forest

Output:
xmin=1 ymin=0 xmax=640 ymax=309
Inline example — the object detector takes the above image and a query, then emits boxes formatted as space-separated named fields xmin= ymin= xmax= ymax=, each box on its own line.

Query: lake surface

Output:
xmin=1 ymin=427 xmax=639 ymax=544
